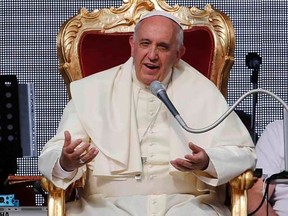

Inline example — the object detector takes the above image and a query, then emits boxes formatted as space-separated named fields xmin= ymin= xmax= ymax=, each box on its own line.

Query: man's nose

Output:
xmin=147 ymin=46 xmax=159 ymax=60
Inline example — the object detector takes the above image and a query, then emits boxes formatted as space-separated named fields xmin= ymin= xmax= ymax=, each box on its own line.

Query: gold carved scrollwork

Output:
xmin=152 ymin=0 xmax=180 ymax=11
xmin=61 ymin=19 xmax=82 ymax=64
xmin=78 ymin=0 xmax=155 ymax=31
xmin=205 ymin=4 xmax=234 ymax=58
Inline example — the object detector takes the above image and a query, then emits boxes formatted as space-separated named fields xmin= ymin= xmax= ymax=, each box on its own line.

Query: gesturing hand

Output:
xmin=59 ymin=131 xmax=99 ymax=172
xmin=170 ymin=142 xmax=209 ymax=172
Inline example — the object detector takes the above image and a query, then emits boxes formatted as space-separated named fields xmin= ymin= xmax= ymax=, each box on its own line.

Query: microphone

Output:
xmin=150 ymin=81 xmax=188 ymax=129
xmin=150 ymin=81 xmax=179 ymax=117
xmin=246 ymin=52 xmax=262 ymax=70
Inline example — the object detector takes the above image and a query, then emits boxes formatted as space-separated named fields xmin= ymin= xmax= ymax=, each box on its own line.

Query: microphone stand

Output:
xmin=246 ymin=52 xmax=262 ymax=144
xmin=250 ymin=68 xmax=258 ymax=143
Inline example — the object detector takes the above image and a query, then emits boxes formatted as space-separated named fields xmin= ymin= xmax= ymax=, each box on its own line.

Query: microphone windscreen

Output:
xmin=150 ymin=80 xmax=165 ymax=96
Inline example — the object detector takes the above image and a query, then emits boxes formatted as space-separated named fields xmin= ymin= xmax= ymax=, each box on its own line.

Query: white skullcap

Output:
xmin=139 ymin=10 xmax=182 ymax=29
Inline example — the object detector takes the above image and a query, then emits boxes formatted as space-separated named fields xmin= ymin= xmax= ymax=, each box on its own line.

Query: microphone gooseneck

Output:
xmin=150 ymin=80 xmax=288 ymax=134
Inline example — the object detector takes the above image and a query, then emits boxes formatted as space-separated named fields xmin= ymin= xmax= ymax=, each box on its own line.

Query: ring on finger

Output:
xmin=79 ymin=158 xmax=85 ymax=164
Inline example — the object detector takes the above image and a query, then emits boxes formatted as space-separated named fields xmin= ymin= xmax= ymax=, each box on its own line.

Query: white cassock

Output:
xmin=39 ymin=57 xmax=256 ymax=216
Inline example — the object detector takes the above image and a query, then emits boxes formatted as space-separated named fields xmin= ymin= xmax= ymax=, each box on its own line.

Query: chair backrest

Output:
xmin=57 ymin=0 xmax=235 ymax=98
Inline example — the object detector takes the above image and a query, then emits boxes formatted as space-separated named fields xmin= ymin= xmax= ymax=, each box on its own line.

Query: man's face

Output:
xmin=129 ymin=16 xmax=185 ymax=86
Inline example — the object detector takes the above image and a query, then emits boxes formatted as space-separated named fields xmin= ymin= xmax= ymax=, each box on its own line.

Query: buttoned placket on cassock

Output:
xmin=132 ymin=71 xmax=172 ymax=215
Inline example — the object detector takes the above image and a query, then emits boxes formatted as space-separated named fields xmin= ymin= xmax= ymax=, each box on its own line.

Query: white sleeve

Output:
xmin=256 ymin=120 xmax=284 ymax=177
xmin=52 ymin=158 xmax=77 ymax=180
xmin=203 ymin=160 xmax=217 ymax=177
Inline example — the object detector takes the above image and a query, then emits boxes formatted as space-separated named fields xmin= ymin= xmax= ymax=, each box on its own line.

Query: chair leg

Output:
xmin=47 ymin=189 xmax=65 ymax=216
xmin=229 ymin=170 xmax=256 ymax=216
xmin=231 ymin=188 xmax=248 ymax=216
xmin=41 ymin=177 xmax=66 ymax=216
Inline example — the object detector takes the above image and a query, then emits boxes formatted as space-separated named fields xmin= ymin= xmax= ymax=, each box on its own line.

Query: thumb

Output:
xmin=189 ymin=142 xmax=203 ymax=154
xmin=63 ymin=130 xmax=72 ymax=147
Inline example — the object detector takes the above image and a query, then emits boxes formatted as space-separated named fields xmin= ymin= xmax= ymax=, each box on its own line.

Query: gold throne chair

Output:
xmin=41 ymin=0 xmax=256 ymax=215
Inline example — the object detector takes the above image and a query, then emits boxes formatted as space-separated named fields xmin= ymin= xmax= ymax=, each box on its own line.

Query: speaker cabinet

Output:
xmin=0 ymin=75 xmax=23 ymax=185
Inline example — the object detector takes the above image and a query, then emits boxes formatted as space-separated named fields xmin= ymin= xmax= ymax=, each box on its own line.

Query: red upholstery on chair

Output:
xmin=79 ymin=32 xmax=132 ymax=77
xmin=182 ymin=27 xmax=214 ymax=79
xmin=78 ymin=27 xmax=214 ymax=78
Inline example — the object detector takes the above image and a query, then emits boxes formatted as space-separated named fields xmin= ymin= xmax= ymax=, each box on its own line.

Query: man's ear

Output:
xmin=179 ymin=45 xmax=186 ymax=59
xmin=175 ymin=45 xmax=186 ymax=64
xmin=129 ymin=36 xmax=135 ymax=57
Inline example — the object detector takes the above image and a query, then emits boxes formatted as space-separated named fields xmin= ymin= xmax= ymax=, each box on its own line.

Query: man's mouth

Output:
xmin=144 ymin=63 xmax=159 ymax=70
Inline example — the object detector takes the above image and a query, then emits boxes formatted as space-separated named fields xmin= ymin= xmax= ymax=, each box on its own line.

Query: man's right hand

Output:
xmin=59 ymin=130 xmax=99 ymax=172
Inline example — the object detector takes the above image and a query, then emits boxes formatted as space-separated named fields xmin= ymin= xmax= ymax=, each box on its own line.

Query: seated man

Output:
xmin=248 ymin=120 xmax=288 ymax=216
xmin=39 ymin=10 xmax=256 ymax=216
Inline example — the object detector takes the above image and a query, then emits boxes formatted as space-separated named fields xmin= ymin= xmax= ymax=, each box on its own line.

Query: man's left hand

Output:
xmin=170 ymin=142 xmax=209 ymax=172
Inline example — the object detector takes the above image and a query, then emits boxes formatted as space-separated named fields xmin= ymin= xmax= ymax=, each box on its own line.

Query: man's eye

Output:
xmin=139 ymin=42 xmax=150 ymax=48
xmin=158 ymin=46 xmax=169 ymax=51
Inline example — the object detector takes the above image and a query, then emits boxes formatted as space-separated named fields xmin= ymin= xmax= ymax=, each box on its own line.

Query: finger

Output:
xmin=184 ymin=153 xmax=196 ymax=161
xmin=170 ymin=159 xmax=194 ymax=171
xmin=63 ymin=131 xmax=86 ymax=153
xmin=184 ymin=148 xmax=206 ymax=165
xmin=170 ymin=162 xmax=191 ymax=172
xmin=73 ymin=142 xmax=90 ymax=154
xmin=185 ymin=144 xmax=201 ymax=162
xmin=63 ymin=131 xmax=72 ymax=148
xmin=179 ymin=159 xmax=194 ymax=169
xmin=66 ymin=139 xmax=83 ymax=154
xmin=79 ymin=148 xmax=99 ymax=164
xmin=187 ymin=144 xmax=209 ymax=170
xmin=189 ymin=142 xmax=203 ymax=153
xmin=170 ymin=160 xmax=184 ymax=171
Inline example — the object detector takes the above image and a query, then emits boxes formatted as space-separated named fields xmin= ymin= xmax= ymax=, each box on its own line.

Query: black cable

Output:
xmin=266 ymin=180 xmax=269 ymax=215
xmin=248 ymin=171 xmax=288 ymax=215
xmin=248 ymin=177 xmax=270 ymax=215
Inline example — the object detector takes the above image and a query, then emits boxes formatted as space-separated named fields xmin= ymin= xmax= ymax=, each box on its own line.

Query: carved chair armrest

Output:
xmin=229 ymin=170 xmax=257 ymax=216
xmin=41 ymin=175 xmax=86 ymax=216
